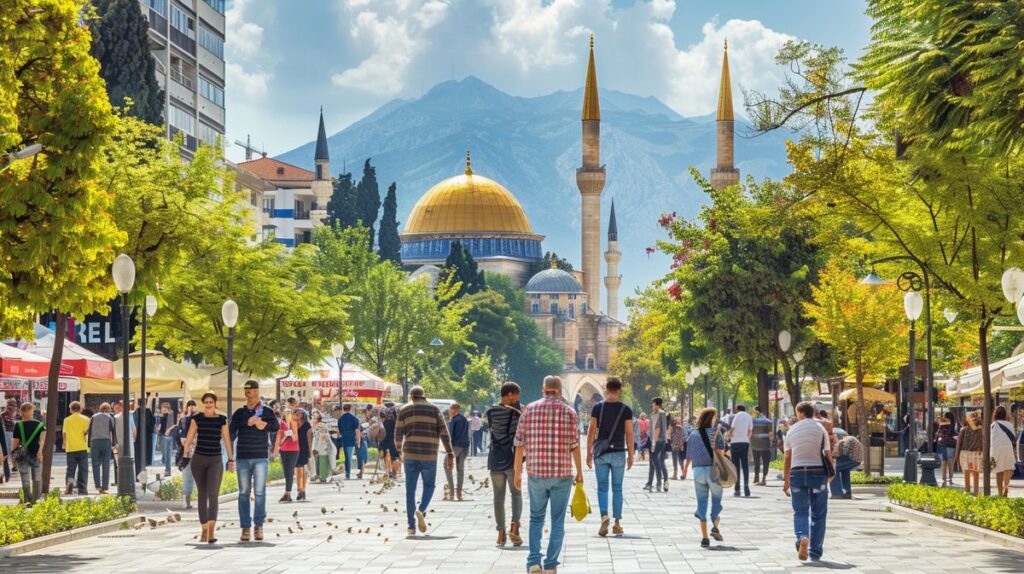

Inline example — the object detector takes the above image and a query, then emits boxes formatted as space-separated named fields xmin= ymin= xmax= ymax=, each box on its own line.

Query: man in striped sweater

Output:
xmin=395 ymin=386 xmax=454 ymax=536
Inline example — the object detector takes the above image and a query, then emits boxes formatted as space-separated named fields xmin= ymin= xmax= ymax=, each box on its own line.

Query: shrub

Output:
xmin=887 ymin=483 xmax=1024 ymax=538
xmin=0 ymin=492 xmax=135 ymax=546
xmin=850 ymin=471 xmax=903 ymax=485
xmin=156 ymin=459 xmax=288 ymax=501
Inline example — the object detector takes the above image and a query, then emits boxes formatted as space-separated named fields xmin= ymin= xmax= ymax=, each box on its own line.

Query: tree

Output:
xmin=608 ymin=287 xmax=684 ymax=409
xmin=355 ymin=159 xmax=381 ymax=249
xmin=442 ymin=241 xmax=485 ymax=297
xmin=325 ymin=171 xmax=357 ymax=230
xmin=312 ymin=224 xmax=377 ymax=296
xmin=378 ymin=182 xmax=401 ymax=265
xmin=89 ymin=0 xmax=163 ymax=124
xmin=1 ymin=0 xmax=122 ymax=492
xmin=804 ymin=262 xmax=907 ymax=475
xmin=459 ymin=350 xmax=497 ymax=409
xmin=527 ymin=251 xmax=573 ymax=276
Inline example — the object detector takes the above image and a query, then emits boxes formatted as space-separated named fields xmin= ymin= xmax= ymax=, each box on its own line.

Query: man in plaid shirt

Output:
xmin=513 ymin=376 xmax=583 ymax=574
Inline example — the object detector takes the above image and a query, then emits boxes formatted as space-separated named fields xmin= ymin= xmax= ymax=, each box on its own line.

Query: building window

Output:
xmin=168 ymin=104 xmax=194 ymax=134
xmin=582 ymin=302 xmax=587 ymax=315
xmin=199 ymin=25 xmax=224 ymax=58
xmin=144 ymin=0 xmax=167 ymax=16
xmin=197 ymin=121 xmax=220 ymax=146
xmin=198 ymin=75 xmax=224 ymax=107
xmin=170 ymin=5 xmax=195 ymax=39
xmin=316 ymin=164 xmax=323 ymax=180
xmin=567 ymin=294 xmax=576 ymax=300
xmin=586 ymin=356 xmax=595 ymax=370
xmin=263 ymin=197 xmax=275 ymax=214
xmin=549 ymin=303 xmax=558 ymax=315
xmin=531 ymin=302 xmax=539 ymax=314
xmin=568 ymin=303 xmax=574 ymax=318
xmin=202 ymin=0 xmax=225 ymax=14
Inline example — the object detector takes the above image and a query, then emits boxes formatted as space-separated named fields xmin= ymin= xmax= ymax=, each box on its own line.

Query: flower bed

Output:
xmin=887 ymin=483 xmax=1024 ymax=538
xmin=767 ymin=459 xmax=903 ymax=484
xmin=0 ymin=492 xmax=135 ymax=546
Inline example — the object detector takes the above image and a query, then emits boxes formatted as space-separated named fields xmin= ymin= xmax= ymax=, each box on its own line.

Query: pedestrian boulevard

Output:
xmin=5 ymin=455 xmax=1021 ymax=573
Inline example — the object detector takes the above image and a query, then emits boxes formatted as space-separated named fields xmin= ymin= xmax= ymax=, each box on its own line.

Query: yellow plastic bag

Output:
xmin=570 ymin=481 xmax=590 ymax=522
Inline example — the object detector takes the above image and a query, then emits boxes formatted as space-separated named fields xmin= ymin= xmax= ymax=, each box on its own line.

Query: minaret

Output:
xmin=311 ymin=107 xmax=332 ymax=226
xmin=577 ymin=33 xmax=605 ymax=314
xmin=604 ymin=199 xmax=621 ymax=321
xmin=710 ymin=39 xmax=740 ymax=190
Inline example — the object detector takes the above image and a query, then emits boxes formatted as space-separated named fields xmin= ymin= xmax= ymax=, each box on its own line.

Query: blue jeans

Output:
xmin=90 ymin=439 xmax=112 ymax=490
xmin=829 ymin=456 xmax=859 ymax=497
xmin=594 ymin=451 xmax=626 ymax=519
xmin=342 ymin=445 xmax=357 ymax=478
xmin=236 ymin=458 xmax=269 ymax=528
xmin=790 ymin=470 xmax=829 ymax=559
xmin=161 ymin=435 xmax=174 ymax=474
xmin=692 ymin=466 xmax=722 ymax=523
xmin=526 ymin=476 xmax=572 ymax=571
xmin=647 ymin=440 xmax=668 ymax=486
xmin=472 ymin=429 xmax=484 ymax=456
xmin=358 ymin=437 xmax=368 ymax=470
xmin=182 ymin=463 xmax=195 ymax=502
xmin=730 ymin=442 xmax=750 ymax=490
xmin=403 ymin=459 xmax=437 ymax=529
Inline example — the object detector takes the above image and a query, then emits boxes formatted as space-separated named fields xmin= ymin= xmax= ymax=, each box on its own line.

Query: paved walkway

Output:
xmin=3 ymin=455 xmax=1022 ymax=573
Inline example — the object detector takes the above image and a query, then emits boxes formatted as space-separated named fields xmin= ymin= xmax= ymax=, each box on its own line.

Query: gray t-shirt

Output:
xmin=113 ymin=413 xmax=134 ymax=456
xmin=650 ymin=411 xmax=667 ymax=443
xmin=88 ymin=413 xmax=116 ymax=442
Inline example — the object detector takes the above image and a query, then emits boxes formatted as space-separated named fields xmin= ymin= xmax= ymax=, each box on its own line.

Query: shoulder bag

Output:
xmin=820 ymin=434 xmax=836 ymax=478
xmin=592 ymin=403 xmax=627 ymax=459
xmin=699 ymin=428 xmax=737 ymax=488
xmin=11 ymin=421 xmax=44 ymax=463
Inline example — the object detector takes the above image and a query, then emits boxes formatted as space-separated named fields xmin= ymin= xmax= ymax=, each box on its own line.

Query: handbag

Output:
xmin=11 ymin=421 xmax=44 ymax=464
xmin=570 ymin=480 xmax=590 ymax=522
xmin=820 ymin=434 xmax=836 ymax=478
xmin=699 ymin=428 xmax=737 ymax=488
xmin=591 ymin=402 xmax=627 ymax=459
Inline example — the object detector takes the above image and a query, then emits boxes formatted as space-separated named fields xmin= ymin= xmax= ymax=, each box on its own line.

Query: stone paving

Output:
xmin=3 ymin=454 xmax=1022 ymax=573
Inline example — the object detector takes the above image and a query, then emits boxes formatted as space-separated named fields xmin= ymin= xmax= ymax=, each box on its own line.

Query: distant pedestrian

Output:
xmin=3 ymin=399 xmax=17 ymax=459
xmin=728 ymin=404 xmax=752 ymax=497
xmin=311 ymin=412 xmax=334 ymax=483
xmin=337 ymin=404 xmax=362 ymax=480
xmin=177 ymin=401 xmax=197 ymax=509
xmin=469 ymin=410 xmax=484 ymax=456
xmin=513 ymin=376 xmax=583 ymax=573
xmin=378 ymin=402 xmax=401 ymax=479
xmin=586 ymin=376 xmax=634 ymax=537
xmin=88 ymin=403 xmax=116 ymax=494
xmin=181 ymin=392 xmax=235 ymax=544
xmin=829 ymin=429 xmax=862 ymax=499
xmin=783 ymin=401 xmax=834 ymax=562
xmin=157 ymin=403 xmax=177 ymax=476
xmin=644 ymin=398 xmax=668 ymax=492
xmin=357 ymin=408 xmax=371 ymax=478
xmin=273 ymin=409 xmax=300 ymax=502
xmin=11 ymin=403 xmax=44 ymax=505
xmin=229 ymin=380 xmax=279 ymax=542
xmin=953 ymin=411 xmax=982 ymax=496
xmin=444 ymin=403 xmax=469 ymax=501
xmin=395 ymin=386 xmax=454 ymax=536
xmin=934 ymin=412 xmax=957 ymax=487
xmin=62 ymin=401 xmax=90 ymax=495
xmin=636 ymin=413 xmax=649 ymax=461
xmin=112 ymin=401 xmax=135 ymax=485
xmin=681 ymin=407 xmax=726 ymax=548
xmin=670 ymin=415 xmax=686 ymax=480
xmin=751 ymin=406 xmax=773 ymax=486
xmin=991 ymin=405 xmax=1018 ymax=497
xmin=294 ymin=409 xmax=312 ymax=500
xmin=486 ymin=382 xmax=524 ymax=547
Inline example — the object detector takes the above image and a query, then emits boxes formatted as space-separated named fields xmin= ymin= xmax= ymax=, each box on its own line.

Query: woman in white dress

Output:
xmin=990 ymin=405 xmax=1019 ymax=498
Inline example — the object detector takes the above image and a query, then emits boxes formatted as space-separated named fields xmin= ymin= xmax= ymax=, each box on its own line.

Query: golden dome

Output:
xmin=404 ymin=157 xmax=533 ymax=235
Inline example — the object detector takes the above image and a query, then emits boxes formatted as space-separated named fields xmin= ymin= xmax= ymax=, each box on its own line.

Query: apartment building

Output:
xmin=137 ymin=0 xmax=226 ymax=156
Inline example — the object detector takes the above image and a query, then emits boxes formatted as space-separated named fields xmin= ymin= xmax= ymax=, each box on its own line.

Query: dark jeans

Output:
xmin=342 ymin=445 xmax=356 ymax=478
xmin=191 ymin=453 xmax=224 ymax=523
xmin=236 ymin=458 xmax=268 ymax=528
xmin=753 ymin=448 xmax=772 ymax=481
xmin=280 ymin=451 xmax=299 ymax=493
xmin=403 ymin=459 xmax=437 ymax=529
xmin=829 ymin=455 xmax=859 ymax=497
xmin=66 ymin=450 xmax=89 ymax=494
xmin=730 ymin=443 xmax=750 ymax=490
xmin=90 ymin=439 xmax=112 ymax=490
xmin=671 ymin=447 xmax=685 ymax=474
xmin=647 ymin=440 xmax=668 ymax=486
xmin=790 ymin=469 xmax=829 ymax=559
xmin=472 ymin=429 xmax=484 ymax=456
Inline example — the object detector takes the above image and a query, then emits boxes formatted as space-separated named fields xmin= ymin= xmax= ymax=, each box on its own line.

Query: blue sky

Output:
xmin=224 ymin=0 xmax=871 ymax=162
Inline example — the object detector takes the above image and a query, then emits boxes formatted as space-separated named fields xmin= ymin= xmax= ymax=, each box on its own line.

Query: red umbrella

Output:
xmin=25 ymin=334 xmax=114 ymax=380
xmin=0 ymin=344 xmax=50 ymax=378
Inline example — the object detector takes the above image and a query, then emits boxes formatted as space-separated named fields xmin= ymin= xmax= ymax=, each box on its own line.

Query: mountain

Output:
xmin=277 ymin=76 xmax=793 ymax=307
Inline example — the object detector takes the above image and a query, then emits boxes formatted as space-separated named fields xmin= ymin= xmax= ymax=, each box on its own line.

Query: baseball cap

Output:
xmin=243 ymin=380 xmax=260 ymax=389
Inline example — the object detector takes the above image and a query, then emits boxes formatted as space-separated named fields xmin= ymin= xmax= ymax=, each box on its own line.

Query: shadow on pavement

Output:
xmin=1 ymin=554 xmax=99 ymax=573
xmin=406 ymin=535 xmax=457 ymax=540
xmin=800 ymin=560 xmax=855 ymax=569
xmin=972 ymin=548 xmax=1024 ymax=573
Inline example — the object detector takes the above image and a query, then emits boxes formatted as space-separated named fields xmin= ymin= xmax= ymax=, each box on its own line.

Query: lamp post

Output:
xmin=903 ymin=290 xmax=924 ymax=483
xmin=112 ymin=254 xmax=136 ymax=500
xmin=138 ymin=295 xmax=157 ymax=474
xmin=414 ymin=337 xmax=443 ymax=398
xmin=332 ymin=339 xmax=355 ymax=407
xmin=0 ymin=142 xmax=42 ymax=173
xmin=777 ymin=331 xmax=793 ymax=440
xmin=222 ymin=300 xmax=239 ymax=412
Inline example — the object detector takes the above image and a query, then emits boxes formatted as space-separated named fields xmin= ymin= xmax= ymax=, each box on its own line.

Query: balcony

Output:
xmin=169 ymin=27 xmax=196 ymax=56
xmin=169 ymin=68 xmax=193 ymax=90
xmin=147 ymin=8 xmax=167 ymax=36
xmin=168 ymin=126 xmax=198 ymax=153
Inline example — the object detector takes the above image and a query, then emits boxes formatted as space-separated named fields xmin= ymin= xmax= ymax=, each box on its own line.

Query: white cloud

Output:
xmin=226 ymin=62 xmax=269 ymax=99
xmin=226 ymin=0 xmax=272 ymax=99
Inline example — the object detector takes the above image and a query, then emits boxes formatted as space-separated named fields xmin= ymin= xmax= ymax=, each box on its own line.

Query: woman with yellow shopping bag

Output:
xmin=681 ymin=407 xmax=729 ymax=548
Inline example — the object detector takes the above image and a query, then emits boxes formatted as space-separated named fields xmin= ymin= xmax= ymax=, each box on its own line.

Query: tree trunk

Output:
xmin=41 ymin=312 xmax=67 ymax=494
xmin=978 ymin=320 xmax=993 ymax=496
xmin=779 ymin=352 xmax=800 ymax=404
xmin=856 ymin=366 xmax=871 ymax=477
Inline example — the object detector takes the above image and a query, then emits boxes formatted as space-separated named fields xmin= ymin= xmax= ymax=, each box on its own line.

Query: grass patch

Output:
xmin=0 ymin=492 xmax=135 ymax=546
xmin=887 ymin=483 xmax=1024 ymax=538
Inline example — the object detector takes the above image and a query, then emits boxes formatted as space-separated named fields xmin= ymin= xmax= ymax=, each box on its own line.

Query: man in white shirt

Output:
xmin=728 ymin=405 xmax=753 ymax=497
xmin=783 ymin=401 xmax=834 ymax=562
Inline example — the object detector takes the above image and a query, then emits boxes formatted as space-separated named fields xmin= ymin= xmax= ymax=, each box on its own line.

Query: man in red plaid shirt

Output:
xmin=513 ymin=376 xmax=583 ymax=574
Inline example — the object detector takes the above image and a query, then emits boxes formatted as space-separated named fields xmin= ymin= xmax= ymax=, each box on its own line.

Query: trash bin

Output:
xmin=867 ymin=445 xmax=885 ymax=475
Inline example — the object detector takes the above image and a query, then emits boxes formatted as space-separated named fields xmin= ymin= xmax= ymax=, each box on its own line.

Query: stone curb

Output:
xmin=0 ymin=515 xmax=145 ymax=558
xmin=886 ymin=503 xmax=1024 ymax=551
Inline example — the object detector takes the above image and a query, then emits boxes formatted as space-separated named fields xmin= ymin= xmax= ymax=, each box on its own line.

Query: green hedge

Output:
xmin=851 ymin=471 xmax=903 ymax=485
xmin=157 ymin=459 xmax=285 ymax=501
xmin=887 ymin=483 xmax=1024 ymax=538
xmin=0 ymin=492 xmax=135 ymax=546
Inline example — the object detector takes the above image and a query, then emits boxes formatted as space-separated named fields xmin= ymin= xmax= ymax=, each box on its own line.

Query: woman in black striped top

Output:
xmin=181 ymin=392 xmax=234 ymax=544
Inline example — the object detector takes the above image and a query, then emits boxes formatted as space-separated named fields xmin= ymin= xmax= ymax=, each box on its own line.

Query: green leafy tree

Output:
xmin=528 ymin=251 xmax=574 ymax=276
xmin=804 ymin=262 xmax=907 ymax=474
xmin=325 ymin=171 xmax=357 ymax=230
xmin=89 ymin=0 xmax=163 ymax=124
xmin=442 ymin=241 xmax=485 ymax=298
xmin=355 ymin=159 xmax=380 ymax=249
xmin=461 ymin=290 xmax=518 ymax=360
xmin=459 ymin=350 xmax=498 ymax=409
xmin=0 ymin=0 xmax=122 ymax=492
xmin=312 ymin=225 xmax=376 ymax=297
xmin=378 ymin=182 xmax=401 ymax=265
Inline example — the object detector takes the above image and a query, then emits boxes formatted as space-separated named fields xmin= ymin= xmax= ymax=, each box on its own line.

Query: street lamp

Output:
xmin=778 ymin=330 xmax=792 ymax=353
xmin=0 ymin=142 xmax=42 ymax=173
xmin=331 ymin=338 xmax=355 ymax=407
xmin=903 ymin=290 xmax=924 ymax=483
xmin=221 ymin=300 xmax=239 ymax=411
xmin=1000 ymin=267 xmax=1024 ymax=304
xmin=943 ymin=309 xmax=958 ymax=324
xmin=112 ymin=254 xmax=136 ymax=500
xmin=139 ymin=295 xmax=157 ymax=475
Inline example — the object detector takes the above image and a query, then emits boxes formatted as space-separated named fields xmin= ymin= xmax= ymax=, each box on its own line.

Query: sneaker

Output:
xmin=663 ymin=483 xmax=669 ymax=492
xmin=733 ymin=490 xmax=741 ymax=497
xmin=656 ymin=483 xmax=662 ymax=493
xmin=240 ymin=528 xmax=251 ymax=542
xmin=710 ymin=527 xmax=723 ymax=541
xmin=279 ymin=493 xmax=292 ymax=503
xmin=296 ymin=491 xmax=306 ymax=501
xmin=598 ymin=515 xmax=610 ymax=537
xmin=528 ymin=566 xmax=543 ymax=574
xmin=744 ymin=486 xmax=750 ymax=497
xmin=642 ymin=484 xmax=653 ymax=492
xmin=415 ymin=509 xmax=428 ymax=533
xmin=797 ymin=537 xmax=809 ymax=561
xmin=254 ymin=527 xmax=263 ymax=541
xmin=700 ymin=538 xmax=710 ymax=548
xmin=612 ymin=521 xmax=624 ymax=535
xmin=509 ymin=521 xmax=523 ymax=546
xmin=407 ymin=527 xmax=416 ymax=537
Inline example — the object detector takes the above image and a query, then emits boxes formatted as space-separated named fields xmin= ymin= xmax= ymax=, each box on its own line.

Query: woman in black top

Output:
xmin=181 ymin=392 xmax=234 ymax=544
xmin=294 ymin=409 xmax=312 ymax=501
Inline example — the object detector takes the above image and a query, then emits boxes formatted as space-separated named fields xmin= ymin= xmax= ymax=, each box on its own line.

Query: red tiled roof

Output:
xmin=238 ymin=157 xmax=314 ymax=183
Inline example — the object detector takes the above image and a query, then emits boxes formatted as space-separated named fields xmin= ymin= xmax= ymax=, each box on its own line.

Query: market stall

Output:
xmin=280 ymin=363 xmax=401 ymax=407
xmin=83 ymin=351 xmax=210 ymax=401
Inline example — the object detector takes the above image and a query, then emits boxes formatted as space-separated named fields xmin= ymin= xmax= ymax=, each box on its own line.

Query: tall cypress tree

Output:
xmin=355 ymin=159 xmax=381 ymax=249
xmin=90 ymin=0 xmax=164 ymax=124
xmin=378 ymin=182 xmax=402 ymax=264
xmin=326 ymin=171 xmax=357 ymax=229
xmin=442 ymin=241 xmax=485 ymax=298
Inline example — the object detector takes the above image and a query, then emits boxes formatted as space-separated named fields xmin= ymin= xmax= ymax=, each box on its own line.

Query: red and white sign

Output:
xmin=0 ymin=344 xmax=50 ymax=378
xmin=0 ymin=377 xmax=80 ymax=392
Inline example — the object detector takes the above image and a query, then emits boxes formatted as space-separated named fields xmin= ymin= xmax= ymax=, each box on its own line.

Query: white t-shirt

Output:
xmin=729 ymin=411 xmax=753 ymax=444
xmin=784 ymin=418 xmax=829 ymax=468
